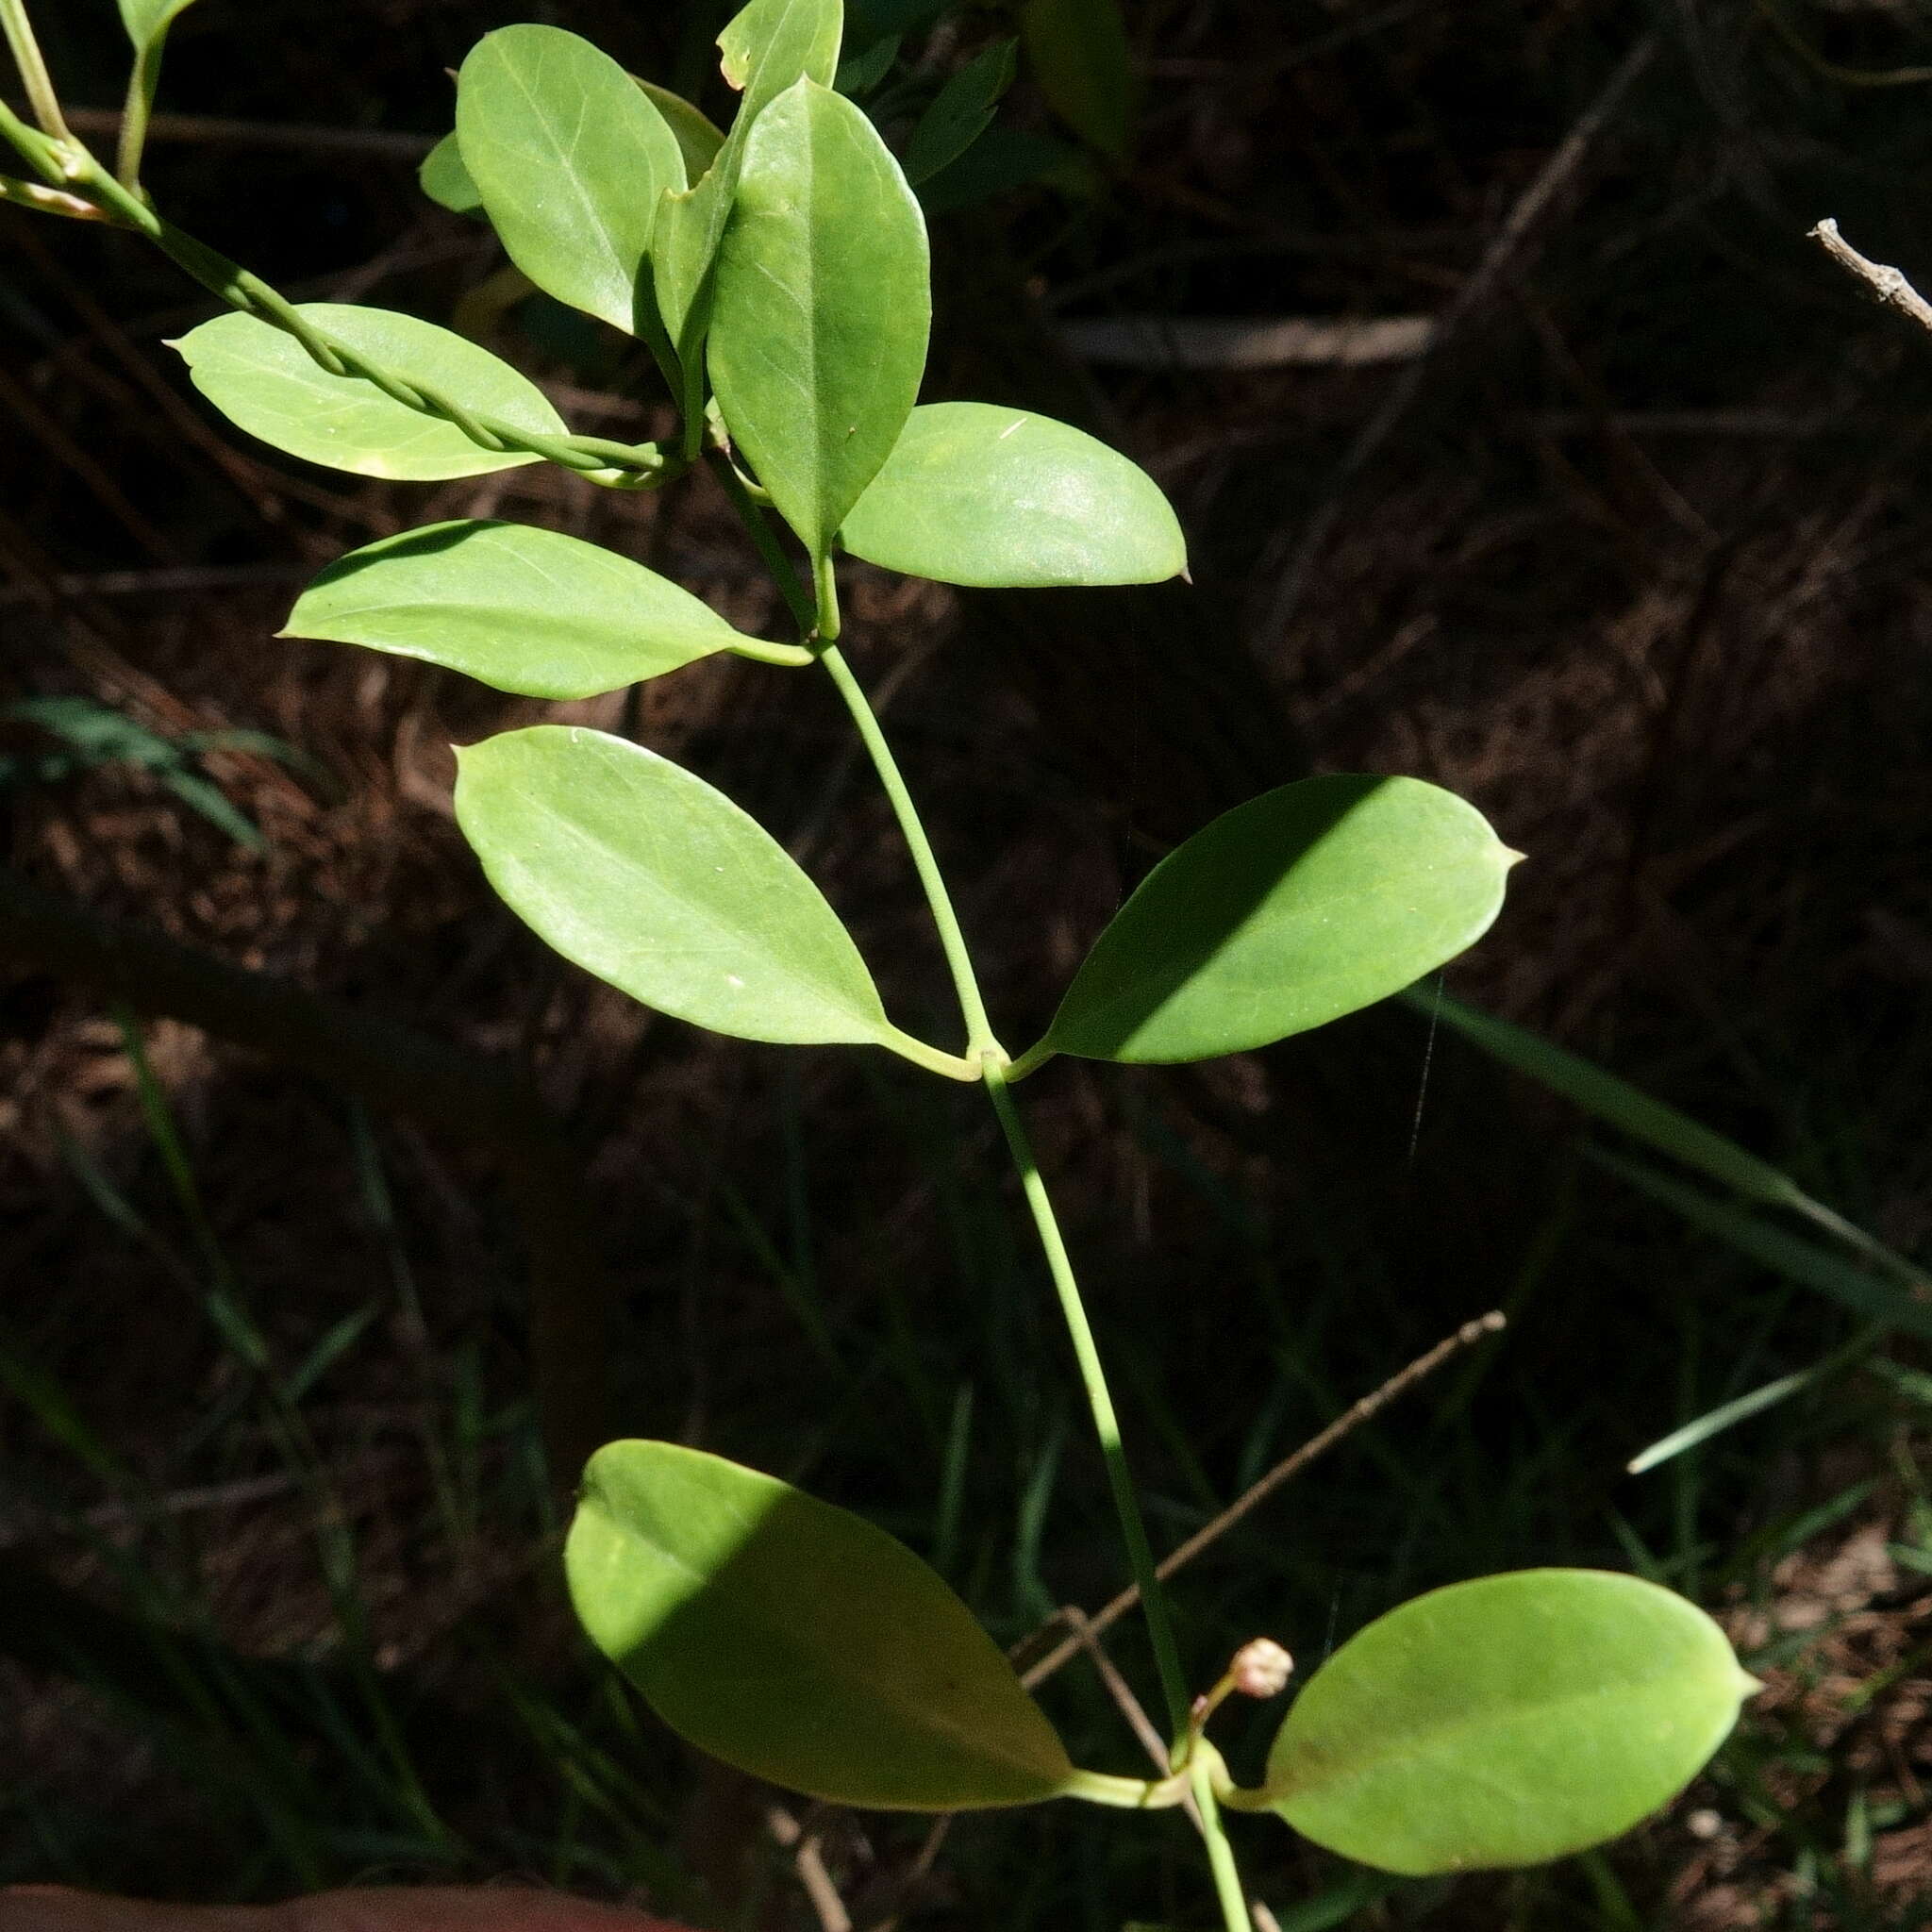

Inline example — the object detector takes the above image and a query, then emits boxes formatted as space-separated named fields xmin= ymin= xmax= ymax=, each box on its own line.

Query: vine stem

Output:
xmin=980 ymin=1058 xmax=1191 ymax=1738
xmin=816 ymin=643 xmax=999 ymax=1062
xmin=1191 ymin=1756 xmax=1257 ymax=1932
xmin=118 ymin=35 xmax=164 ymax=188
xmin=0 ymin=0 xmax=71 ymax=142
xmin=808 ymin=643 xmax=1257 ymax=1932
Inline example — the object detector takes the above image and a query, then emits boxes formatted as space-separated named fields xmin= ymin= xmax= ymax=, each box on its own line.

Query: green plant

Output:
xmin=0 ymin=2 xmax=1759 ymax=1922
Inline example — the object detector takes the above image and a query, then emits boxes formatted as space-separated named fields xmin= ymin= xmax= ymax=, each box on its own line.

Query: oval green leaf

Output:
xmin=170 ymin=304 xmax=566 ymax=481
xmin=840 ymin=402 xmax=1186 ymax=588
xmin=710 ymin=79 xmax=930 ymax=569
xmin=419 ymin=133 xmax=483 ymax=217
xmin=455 ymin=726 xmax=899 ymax=1049
xmin=1266 ymin=1570 xmax=1757 ymax=1875
xmin=283 ymin=522 xmax=759 ymax=700
xmin=567 ymin=1440 xmax=1078 ymax=1809
xmin=118 ymin=0 xmax=197 ymax=52
xmin=456 ymin=25 xmax=684 ymax=337
xmin=1043 ymin=774 xmax=1515 ymax=1063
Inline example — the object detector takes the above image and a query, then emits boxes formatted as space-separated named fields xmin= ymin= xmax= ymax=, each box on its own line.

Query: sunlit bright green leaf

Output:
xmin=170 ymin=305 xmax=566 ymax=481
xmin=283 ymin=521 xmax=759 ymax=700
xmin=457 ymin=26 xmax=683 ymax=336
xmin=840 ymin=402 xmax=1185 ymax=587
xmin=1021 ymin=0 xmax=1137 ymax=159
xmin=567 ymin=1440 xmax=1079 ymax=1808
xmin=1043 ymin=775 xmax=1515 ymax=1063
xmin=455 ymin=726 xmax=906 ymax=1050
xmin=118 ymin=0 xmax=197 ymax=52
xmin=904 ymin=39 xmax=1018 ymax=185
xmin=654 ymin=0 xmax=843 ymax=370
xmin=419 ymin=133 xmax=482 ymax=217
xmin=1267 ymin=1570 xmax=1756 ymax=1875
xmin=710 ymin=79 xmax=930 ymax=569
xmin=719 ymin=0 xmax=843 ymax=100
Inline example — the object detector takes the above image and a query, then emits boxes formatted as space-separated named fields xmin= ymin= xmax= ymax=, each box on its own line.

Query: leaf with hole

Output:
xmin=457 ymin=26 xmax=684 ymax=338
xmin=455 ymin=726 xmax=924 ymax=1053
xmin=419 ymin=133 xmax=482 ymax=217
xmin=1042 ymin=775 xmax=1515 ymax=1063
xmin=710 ymin=79 xmax=929 ymax=571
xmin=118 ymin=0 xmax=198 ymax=53
xmin=567 ymin=1440 xmax=1080 ymax=1808
xmin=904 ymin=39 xmax=1018 ymax=185
xmin=1021 ymin=0 xmax=1137 ymax=159
xmin=170 ymin=305 xmax=566 ymax=481
xmin=283 ymin=522 xmax=770 ymax=700
xmin=653 ymin=0 xmax=844 ymax=376
xmin=840 ymin=403 xmax=1185 ymax=587
xmin=1265 ymin=1570 xmax=1756 ymax=1874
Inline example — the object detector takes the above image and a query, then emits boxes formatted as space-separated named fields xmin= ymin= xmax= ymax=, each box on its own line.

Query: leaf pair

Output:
xmin=567 ymin=1441 xmax=1757 ymax=1871
xmin=444 ymin=721 xmax=1514 ymax=1074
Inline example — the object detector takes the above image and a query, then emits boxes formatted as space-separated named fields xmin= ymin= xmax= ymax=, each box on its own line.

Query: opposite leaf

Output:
xmin=118 ymin=0 xmax=198 ymax=52
xmin=171 ymin=304 xmax=566 ymax=481
xmin=283 ymin=522 xmax=760 ymax=700
xmin=710 ymin=79 xmax=930 ymax=570
xmin=1044 ymin=774 xmax=1514 ymax=1063
xmin=567 ymin=1440 xmax=1079 ymax=1809
xmin=1266 ymin=1570 xmax=1757 ymax=1875
xmin=840 ymin=402 xmax=1186 ymax=588
xmin=454 ymin=726 xmax=905 ymax=1051
xmin=419 ymin=133 xmax=483 ymax=217
xmin=457 ymin=25 xmax=684 ymax=337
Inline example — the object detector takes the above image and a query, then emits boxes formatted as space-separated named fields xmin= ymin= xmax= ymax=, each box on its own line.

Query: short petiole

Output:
xmin=1063 ymin=1766 xmax=1191 ymax=1811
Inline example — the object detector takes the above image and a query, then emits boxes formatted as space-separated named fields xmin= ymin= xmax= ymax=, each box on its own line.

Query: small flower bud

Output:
xmin=1228 ymin=1638 xmax=1292 ymax=1699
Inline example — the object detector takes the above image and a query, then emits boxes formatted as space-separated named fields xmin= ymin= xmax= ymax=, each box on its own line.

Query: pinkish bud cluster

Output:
xmin=1228 ymin=1638 xmax=1293 ymax=1699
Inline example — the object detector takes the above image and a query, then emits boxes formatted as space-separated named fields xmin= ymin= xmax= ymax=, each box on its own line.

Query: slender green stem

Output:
xmin=1006 ymin=1037 xmax=1058 ymax=1081
xmin=814 ymin=551 xmax=841 ymax=641
xmin=117 ymin=35 xmax=164 ymax=188
xmin=1064 ymin=1766 xmax=1190 ymax=1810
xmin=45 ymin=152 xmax=677 ymax=488
xmin=817 ymin=644 xmax=1000 ymax=1060
xmin=982 ymin=1058 xmax=1191 ymax=1733
xmin=1190 ymin=1756 xmax=1257 ymax=1932
xmin=704 ymin=447 xmax=818 ymax=640
xmin=1 ymin=0 xmax=70 ymax=142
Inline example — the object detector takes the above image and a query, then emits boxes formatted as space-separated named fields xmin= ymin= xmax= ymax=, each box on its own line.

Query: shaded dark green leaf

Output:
xmin=905 ymin=39 xmax=1018 ymax=185
xmin=1044 ymin=775 xmax=1514 ymax=1063
xmin=567 ymin=1441 xmax=1079 ymax=1808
